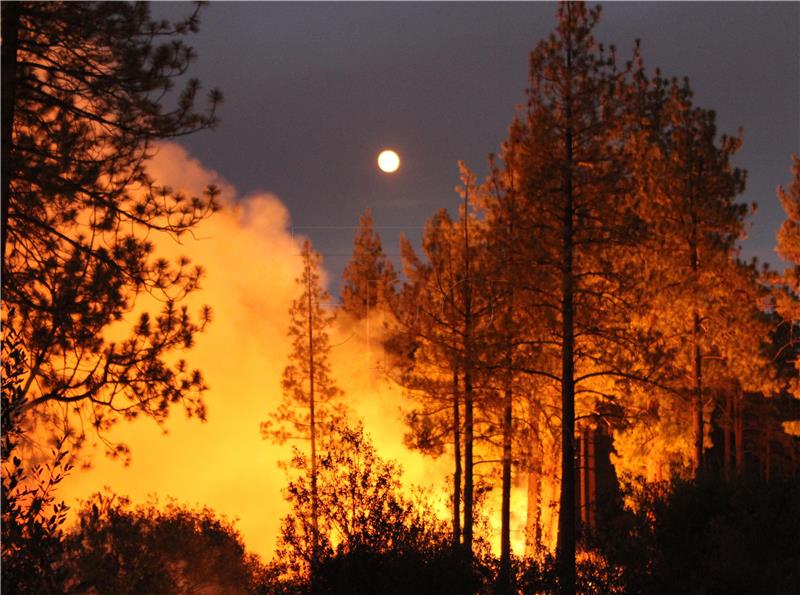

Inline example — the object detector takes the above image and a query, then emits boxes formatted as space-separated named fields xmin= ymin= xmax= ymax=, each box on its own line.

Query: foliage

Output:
xmin=776 ymin=155 xmax=800 ymax=271
xmin=624 ymin=60 xmax=766 ymax=475
xmin=774 ymin=154 xmax=800 ymax=389
xmin=271 ymin=423 xmax=492 ymax=593
xmin=340 ymin=208 xmax=397 ymax=318
xmin=602 ymin=477 xmax=800 ymax=594
xmin=1 ymin=0 xmax=221 ymax=457
xmin=62 ymin=491 xmax=266 ymax=594
xmin=261 ymin=240 xmax=344 ymax=445
xmin=1 ymin=319 xmax=72 ymax=594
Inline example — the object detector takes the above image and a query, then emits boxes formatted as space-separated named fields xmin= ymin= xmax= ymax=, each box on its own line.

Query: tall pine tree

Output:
xmin=503 ymin=3 xmax=643 ymax=589
xmin=261 ymin=239 xmax=344 ymax=589
xmin=628 ymin=70 xmax=750 ymax=474
xmin=389 ymin=166 xmax=494 ymax=559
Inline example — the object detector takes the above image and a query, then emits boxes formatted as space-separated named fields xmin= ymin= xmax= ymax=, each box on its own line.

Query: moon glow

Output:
xmin=377 ymin=150 xmax=400 ymax=173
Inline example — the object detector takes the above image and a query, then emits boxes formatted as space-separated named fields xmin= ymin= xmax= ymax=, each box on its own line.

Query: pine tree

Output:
xmin=777 ymin=156 xmax=800 ymax=270
xmin=340 ymin=208 xmax=397 ymax=319
xmin=480 ymin=154 xmax=529 ymax=588
xmin=502 ymin=3 xmax=644 ymax=589
xmin=388 ymin=167 xmax=494 ymax=558
xmin=391 ymin=212 xmax=466 ymax=549
xmin=1 ymin=1 xmax=222 ymax=456
xmin=775 ymin=155 xmax=800 ymax=384
xmin=261 ymin=240 xmax=344 ymax=588
xmin=455 ymin=164 xmax=482 ymax=558
xmin=628 ymin=70 xmax=751 ymax=475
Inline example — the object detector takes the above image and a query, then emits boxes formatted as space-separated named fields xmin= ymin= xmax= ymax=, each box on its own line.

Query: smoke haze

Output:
xmin=59 ymin=143 xmax=457 ymax=560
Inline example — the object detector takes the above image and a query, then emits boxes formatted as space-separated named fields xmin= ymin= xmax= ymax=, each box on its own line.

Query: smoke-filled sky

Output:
xmin=60 ymin=143 xmax=462 ymax=559
xmin=61 ymin=2 xmax=798 ymax=561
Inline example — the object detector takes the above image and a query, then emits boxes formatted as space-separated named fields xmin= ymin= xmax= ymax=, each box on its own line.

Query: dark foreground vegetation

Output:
xmin=4 ymin=327 xmax=800 ymax=592
xmin=5 ymin=402 xmax=800 ymax=594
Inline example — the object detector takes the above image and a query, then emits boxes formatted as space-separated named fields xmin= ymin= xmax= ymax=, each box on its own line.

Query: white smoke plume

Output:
xmin=58 ymin=142 xmax=454 ymax=560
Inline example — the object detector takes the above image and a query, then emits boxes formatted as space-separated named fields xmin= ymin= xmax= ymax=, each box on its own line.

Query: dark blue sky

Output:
xmin=155 ymin=2 xmax=799 ymax=289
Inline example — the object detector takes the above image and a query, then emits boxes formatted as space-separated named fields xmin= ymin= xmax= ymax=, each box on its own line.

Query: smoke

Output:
xmin=58 ymin=142 xmax=453 ymax=560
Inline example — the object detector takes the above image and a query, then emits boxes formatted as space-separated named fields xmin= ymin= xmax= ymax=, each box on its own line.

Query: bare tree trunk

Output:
xmin=689 ymin=161 xmax=705 ymax=477
xmin=556 ymin=18 xmax=577 ymax=592
xmin=499 ymin=362 xmax=514 ymax=592
xmin=587 ymin=427 xmax=596 ymax=533
xmin=452 ymin=368 xmax=462 ymax=548
xmin=525 ymin=411 xmax=542 ymax=558
xmin=724 ymin=390 xmax=733 ymax=481
xmin=1 ymin=1 xmax=21 ymax=270
xmin=462 ymin=184 xmax=475 ymax=559
xmin=578 ymin=431 xmax=586 ymax=530
xmin=306 ymin=261 xmax=319 ymax=592
xmin=499 ymin=180 xmax=518 ymax=591
xmin=463 ymin=357 xmax=474 ymax=556
xmin=735 ymin=389 xmax=744 ymax=475
xmin=692 ymin=309 xmax=704 ymax=475
xmin=557 ymin=234 xmax=576 ymax=594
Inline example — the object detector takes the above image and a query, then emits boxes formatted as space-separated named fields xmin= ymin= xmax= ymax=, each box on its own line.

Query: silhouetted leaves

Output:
xmin=1 ymin=321 xmax=72 ymax=594
xmin=2 ymin=0 xmax=221 ymax=458
xmin=62 ymin=492 xmax=266 ymax=594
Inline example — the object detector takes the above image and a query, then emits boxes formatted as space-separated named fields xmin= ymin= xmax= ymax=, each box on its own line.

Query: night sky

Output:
xmin=154 ymin=1 xmax=799 ymax=290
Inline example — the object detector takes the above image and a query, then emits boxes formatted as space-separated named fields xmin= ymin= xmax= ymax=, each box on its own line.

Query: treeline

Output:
xmin=263 ymin=2 xmax=800 ymax=593
xmin=360 ymin=3 xmax=797 ymax=591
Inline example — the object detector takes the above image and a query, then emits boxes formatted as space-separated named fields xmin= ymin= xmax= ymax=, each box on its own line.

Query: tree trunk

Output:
xmin=499 ymin=171 xmax=518 ymax=591
xmin=452 ymin=368 xmax=462 ymax=548
xmin=307 ymin=262 xmax=319 ymax=592
xmin=462 ymin=184 xmax=475 ymax=558
xmin=463 ymin=363 xmax=474 ymax=556
xmin=499 ymin=363 xmax=514 ymax=592
xmin=692 ymin=309 xmax=704 ymax=475
xmin=689 ymin=160 xmax=705 ymax=477
xmin=587 ymin=427 xmax=596 ymax=533
xmin=525 ymin=410 xmax=542 ymax=558
xmin=578 ymin=432 xmax=586 ymax=530
xmin=735 ymin=389 xmax=744 ymax=475
xmin=556 ymin=17 xmax=577 ymax=593
xmin=1 ymin=0 xmax=21 ymax=269
xmin=724 ymin=390 xmax=732 ymax=481
xmin=557 ymin=224 xmax=576 ymax=593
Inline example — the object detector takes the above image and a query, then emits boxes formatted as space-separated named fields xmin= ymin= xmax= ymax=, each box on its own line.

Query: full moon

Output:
xmin=377 ymin=149 xmax=400 ymax=173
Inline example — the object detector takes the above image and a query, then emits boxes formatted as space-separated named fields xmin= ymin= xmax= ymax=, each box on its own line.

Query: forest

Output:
xmin=1 ymin=1 xmax=799 ymax=594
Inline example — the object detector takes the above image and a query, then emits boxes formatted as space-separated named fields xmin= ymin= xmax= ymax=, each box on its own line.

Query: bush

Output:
xmin=604 ymin=476 xmax=800 ymax=594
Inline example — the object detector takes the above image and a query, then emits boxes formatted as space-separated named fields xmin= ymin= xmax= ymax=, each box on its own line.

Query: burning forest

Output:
xmin=2 ymin=1 xmax=799 ymax=594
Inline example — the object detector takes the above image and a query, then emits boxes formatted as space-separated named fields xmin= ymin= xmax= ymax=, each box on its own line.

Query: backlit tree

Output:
xmin=1 ymin=1 xmax=222 ymax=458
xmin=626 ymin=69 xmax=753 ymax=475
xmin=340 ymin=208 xmax=397 ymax=319
xmin=63 ymin=492 xmax=264 ymax=594
xmin=261 ymin=239 xmax=344 ymax=587
xmin=502 ymin=3 xmax=646 ymax=589
xmin=388 ymin=165 xmax=497 ymax=559
xmin=775 ymin=155 xmax=800 ymax=386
